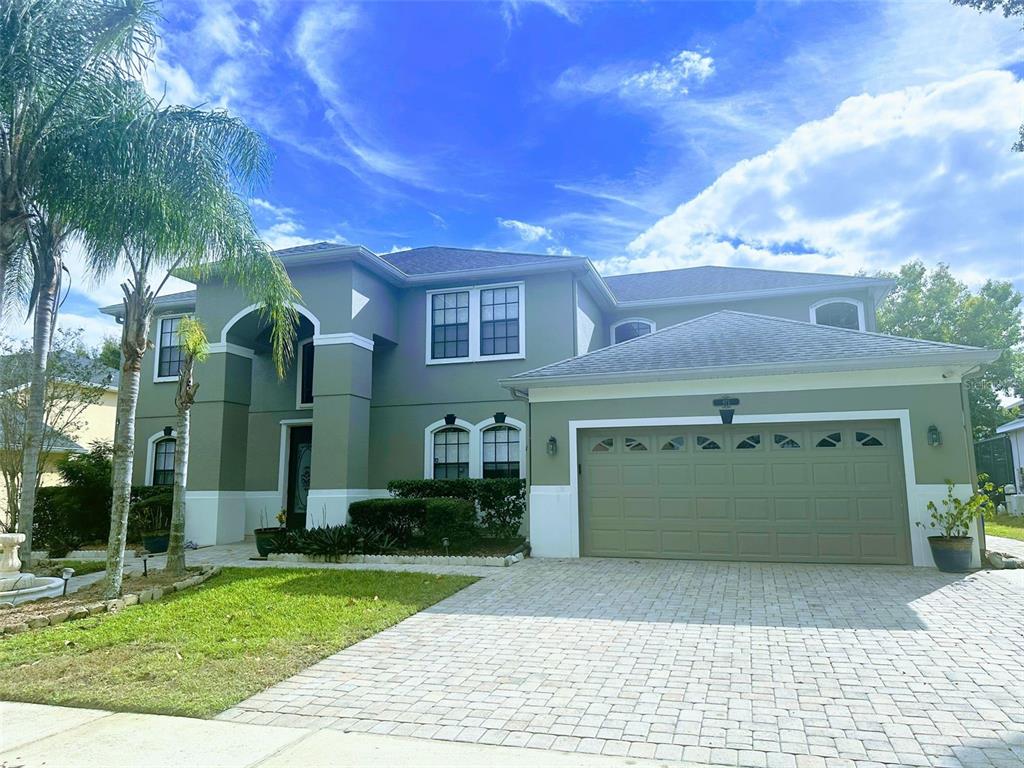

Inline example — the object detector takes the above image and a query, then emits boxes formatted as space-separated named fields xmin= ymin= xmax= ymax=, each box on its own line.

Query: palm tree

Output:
xmin=165 ymin=316 xmax=207 ymax=577
xmin=0 ymin=0 xmax=156 ymax=318
xmin=48 ymin=80 xmax=299 ymax=597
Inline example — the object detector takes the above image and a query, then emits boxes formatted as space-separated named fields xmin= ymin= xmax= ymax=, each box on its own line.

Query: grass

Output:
xmin=987 ymin=513 xmax=1024 ymax=542
xmin=32 ymin=559 xmax=107 ymax=577
xmin=0 ymin=567 xmax=475 ymax=717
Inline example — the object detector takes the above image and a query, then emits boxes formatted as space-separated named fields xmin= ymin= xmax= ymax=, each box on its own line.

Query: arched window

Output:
xmin=433 ymin=427 xmax=470 ymax=479
xmin=810 ymin=299 xmax=864 ymax=331
xmin=152 ymin=438 xmax=176 ymax=486
xmin=482 ymin=425 xmax=521 ymax=478
xmin=611 ymin=318 xmax=655 ymax=344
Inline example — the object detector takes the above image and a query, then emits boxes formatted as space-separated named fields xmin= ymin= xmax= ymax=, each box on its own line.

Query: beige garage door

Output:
xmin=579 ymin=421 xmax=910 ymax=564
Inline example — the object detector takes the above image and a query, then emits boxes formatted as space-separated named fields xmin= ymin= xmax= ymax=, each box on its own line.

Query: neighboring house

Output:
xmin=99 ymin=243 xmax=997 ymax=568
xmin=994 ymin=418 xmax=1024 ymax=490
xmin=0 ymin=361 xmax=118 ymax=526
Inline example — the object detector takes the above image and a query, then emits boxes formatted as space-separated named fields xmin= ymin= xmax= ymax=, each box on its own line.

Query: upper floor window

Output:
xmin=810 ymin=299 xmax=864 ymax=331
xmin=611 ymin=318 xmax=654 ymax=344
xmin=152 ymin=438 xmax=176 ymax=486
xmin=298 ymin=340 xmax=314 ymax=407
xmin=155 ymin=316 xmax=184 ymax=380
xmin=427 ymin=283 xmax=525 ymax=364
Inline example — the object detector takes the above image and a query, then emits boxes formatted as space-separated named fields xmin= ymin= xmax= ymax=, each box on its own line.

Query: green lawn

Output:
xmin=0 ymin=567 xmax=475 ymax=717
xmin=987 ymin=513 xmax=1024 ymax=542
xmin=32 ymin=559 xmax=107 ymax=577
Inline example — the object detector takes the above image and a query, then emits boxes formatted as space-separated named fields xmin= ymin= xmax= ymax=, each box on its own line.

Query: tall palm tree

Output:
xmin=49 ymin=80 xmax=299 ymax=597
xmin=165 ymin=316 xmax=207 ymax=577
xmin=0 ymin=0 xmax=156 ymax=318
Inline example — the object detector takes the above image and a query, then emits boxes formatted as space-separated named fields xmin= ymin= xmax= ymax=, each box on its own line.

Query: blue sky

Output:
xmin=19 ymin=0 xmax=1024 ymax=344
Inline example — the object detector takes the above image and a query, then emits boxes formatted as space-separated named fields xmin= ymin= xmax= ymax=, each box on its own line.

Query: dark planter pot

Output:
xmin=142 ymin=532 xmax=169 ymax=554
xmin=254 ymin=527 xmax=284 ymax=557
xmin=928 ymin=536 xmax=974 ymax=573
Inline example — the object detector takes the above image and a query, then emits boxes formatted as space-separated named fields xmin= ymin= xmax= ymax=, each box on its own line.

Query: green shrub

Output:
xmin=348 ymin=498 xmax=426 ymax=547
xmin=267 ymin=524 xmax=399 ymax=559
xmin=386 ymin=478 xmax=526 ymax=538
xmin=32 ymin=443 xmax=113 ymax=551
xmin=423 ymin=498 xmax=479 ymax=548
xmin=128 ymin=486 xmax=173 ymax=539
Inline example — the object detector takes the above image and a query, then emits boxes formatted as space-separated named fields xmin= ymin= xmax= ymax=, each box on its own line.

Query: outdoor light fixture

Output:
xmin=444 ymin=413 xmax=457 ymax=426
xmin=61 ymin=567 xmax=74 ymax=596
xmin=493 ymin=411 xmax=507 ymax=424
xmin=162 ymin=425 xmax=174 ymax=437
xmin=546 ymin=436 xmax=558 ymax=456
xmin=927 ymin=424 xmax=942 ymax=447
xmin=141 ymin=551 xmax=150 ymax=577
xmin=713 ymin=396 xmax=741 ymax=425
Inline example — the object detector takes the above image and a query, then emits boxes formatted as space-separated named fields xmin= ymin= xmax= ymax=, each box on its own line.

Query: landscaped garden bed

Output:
xmin=0 ymin=567 xmax=476 ymax=717
xmin=0 ymin=566 xmax=217 ymax=634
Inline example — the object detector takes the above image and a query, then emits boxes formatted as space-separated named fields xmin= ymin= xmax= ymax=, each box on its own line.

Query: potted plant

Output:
xmin=254 ymin=509 xmax=287 ymax=557
xmin=130 ymin=489 xmax=172 ymax=554
xmin=918 ymin=479 xmax=995 ymax=572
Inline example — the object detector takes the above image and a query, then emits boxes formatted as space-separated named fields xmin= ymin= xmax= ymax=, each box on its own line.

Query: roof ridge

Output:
xmin=602 ymin=264 xmax=891 ymax=283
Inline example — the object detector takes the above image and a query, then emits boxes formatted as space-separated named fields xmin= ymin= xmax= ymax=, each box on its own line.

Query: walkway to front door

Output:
xmin=219 ymin=557 xmax=1024 ymax=767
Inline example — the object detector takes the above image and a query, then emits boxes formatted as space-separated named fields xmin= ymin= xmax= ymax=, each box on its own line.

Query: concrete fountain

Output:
xmin=0 ymin=533 xmax=64 ymax=605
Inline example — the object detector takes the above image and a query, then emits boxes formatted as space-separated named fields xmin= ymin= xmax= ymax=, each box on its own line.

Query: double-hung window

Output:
xmin=155 ymin=316 xmax=185 ymax=381
xmin=427 ymin=283 xmax=525 ymax=363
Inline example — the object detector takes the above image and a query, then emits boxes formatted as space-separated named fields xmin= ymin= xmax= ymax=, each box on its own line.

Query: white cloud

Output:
xmin=615 ymin=70 xmax=1024 ymax=285
xmin=498 ymin=218 xmax=553 ymax=243
xmin=501 ymin=0 xmax=581 ymax=28
xmin=428 ymin=212 xmax=448 ymax=229
xmin=621 ymin=51 xmax=715 ymax=96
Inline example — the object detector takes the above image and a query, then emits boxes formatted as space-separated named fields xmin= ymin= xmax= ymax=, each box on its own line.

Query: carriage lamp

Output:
xmin=61 ymin=567 xmax=75 ymax=596
xmin=493 ymin=412 xmax=507 ymax=424
xmin=444 ymin=413 xmax=457 ymax=426
xmin=927 ymin=424 xmax=942 ymax=447
xmin=546 ymin=436 xmax=558 ymax=456
xmin=713 ymin=396 xmax=740 ymax=425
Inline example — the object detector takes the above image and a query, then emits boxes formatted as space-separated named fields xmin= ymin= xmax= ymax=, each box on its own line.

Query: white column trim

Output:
xmin=206 ymin=341 xmax=255 ymax=359
xmin=313 ymin=332 xmax=374 ymax=350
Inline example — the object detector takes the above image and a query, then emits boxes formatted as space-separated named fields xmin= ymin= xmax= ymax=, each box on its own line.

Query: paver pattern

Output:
xmin=221 ymin=557 xmax=1024 ymax=767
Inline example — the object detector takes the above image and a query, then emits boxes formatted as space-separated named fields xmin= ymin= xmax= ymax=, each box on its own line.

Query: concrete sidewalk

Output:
xmin=0 ymin=701 xmax=692 ymax=767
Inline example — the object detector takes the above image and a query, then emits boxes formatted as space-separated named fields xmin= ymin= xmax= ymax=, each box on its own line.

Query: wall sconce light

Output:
xmin=927 ymin=424 xmax=942 ymax=447
xmin=712 ymin=396 xmax=740 ymax=425
xmin=444 ymin=413 xmax=457 ymax=426
xmin=493 ymin=411 xmax=507 ymax=424
xmin=546 ymin=436 xmax=558 ymax=456
xmin=163 ymin=425 xmax=174 ymax=437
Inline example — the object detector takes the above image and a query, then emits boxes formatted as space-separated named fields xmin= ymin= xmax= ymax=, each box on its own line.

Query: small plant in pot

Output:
xmin=254 ymin=509 xmax=287 ymax=557
xmin=130 ymin=490 xmax=173 ymax=555
xmin=918 ymin=480 xmax=995 ymax=572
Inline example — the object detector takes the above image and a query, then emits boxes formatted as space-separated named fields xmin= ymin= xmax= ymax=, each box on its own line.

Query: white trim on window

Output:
xmin=144 ymin=429 xmax=177 ymax=486
xmin=809 ymin=297 xmax=865 ymax=331
xmin=295 ymin=337 xmax=314 ymax=410
xmin=424 ymin=281 xmax=526 ymax=365
xmin=422 ymin=416 xmax=526 ymax=479
xmin=152 ymin=313 xmax=186 ymax=383
xmin=610 ymin=317 xmax=656 ymax=345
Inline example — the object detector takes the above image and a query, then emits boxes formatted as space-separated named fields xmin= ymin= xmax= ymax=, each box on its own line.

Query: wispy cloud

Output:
xmin=555 ymin=49 xmax=715 ymax=101
xmin=250 ymin=197 xmax=344 ymax=251
xmin=498 ymin=217 xmax=553 ymax=242
xmin=621 ymin=50 xmax=714 ymax=96
xmin=501 ymin=0 xmax=582 ymax=28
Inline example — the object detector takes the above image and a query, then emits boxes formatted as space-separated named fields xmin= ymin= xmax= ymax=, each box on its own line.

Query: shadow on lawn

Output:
xmin=258 ymin=569 xmax=470 ymax=602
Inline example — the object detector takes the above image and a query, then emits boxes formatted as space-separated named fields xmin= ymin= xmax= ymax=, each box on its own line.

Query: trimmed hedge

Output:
xmin=386 ymin=478 xmax=526 ymax=538
xmin=348 ymin=497 xmax=480 ymax=548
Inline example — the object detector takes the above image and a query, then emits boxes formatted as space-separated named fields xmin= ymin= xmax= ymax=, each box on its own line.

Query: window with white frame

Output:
xmin=427 ymin=283 xmax=525 ymax=363
xmin=611 ymin=318 xmax=654 ymax=344
xmin=433 ymin=427 xmax=470 ymax=478
xmin=298 ymin=340 xmax=314 ymax=406
xmin=152 ymin=438 xmax=176 ymax=486
xmin=810 ymin=299 xmax=863 ymax=331
xmin=156 ymin=316 xmax=184 ymax=378
xmin=482 ymin=425 xmax=520 ymax=478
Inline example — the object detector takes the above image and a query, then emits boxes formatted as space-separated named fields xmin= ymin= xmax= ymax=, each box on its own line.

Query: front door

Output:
xmin=286 ymin=425 xmax=312 ymax=530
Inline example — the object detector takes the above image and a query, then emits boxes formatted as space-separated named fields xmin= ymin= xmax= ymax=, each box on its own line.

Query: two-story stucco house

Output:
xmin=100 ymin=243 xmax=997 ymax=568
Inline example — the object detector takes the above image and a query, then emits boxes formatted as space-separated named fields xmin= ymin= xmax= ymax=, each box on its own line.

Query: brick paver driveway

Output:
xmin=221 ymin=559 xmax=1024 ymax=767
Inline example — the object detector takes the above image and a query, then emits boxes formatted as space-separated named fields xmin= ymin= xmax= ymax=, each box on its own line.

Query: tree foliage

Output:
xmin=875 ymin=261 xmax=1022 ymax=438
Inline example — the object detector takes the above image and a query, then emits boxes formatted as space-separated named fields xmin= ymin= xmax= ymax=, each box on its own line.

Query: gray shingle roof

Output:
xmin=381 ymin=246 xmax=581 ymax=276
xmin=100 ymin=289 xmax=196 ymax=317
xmin=0 ymin=415 xmax=85 ymax=454
xmin=506 ymin=311 xmax=998 ymax=384
xmin=603 ymin=265 xmax=890 ymax=303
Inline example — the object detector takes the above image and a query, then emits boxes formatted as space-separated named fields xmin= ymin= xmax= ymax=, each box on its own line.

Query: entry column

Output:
xmin=308 ymin=338 xmax=373 ymax=526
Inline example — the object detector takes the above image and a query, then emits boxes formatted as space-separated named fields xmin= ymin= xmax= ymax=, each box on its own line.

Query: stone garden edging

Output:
xmin=0 ymin=566 xmax=221 ymax=635
xmin=267 ymin=551 xmax=526 ymax=567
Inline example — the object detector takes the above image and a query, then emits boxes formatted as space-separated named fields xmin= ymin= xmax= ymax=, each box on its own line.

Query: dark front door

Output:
xmin=286 ymin=425 xmax=312 ymax=530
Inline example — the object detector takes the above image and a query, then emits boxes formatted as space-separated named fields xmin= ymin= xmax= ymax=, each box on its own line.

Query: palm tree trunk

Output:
xmin=103 ymin=280 xmax=153 ymax=598
xmin=15 ymin=265 xmax=58 ymax=569
xmin=165 ymin=405 xmax=189 ymax=577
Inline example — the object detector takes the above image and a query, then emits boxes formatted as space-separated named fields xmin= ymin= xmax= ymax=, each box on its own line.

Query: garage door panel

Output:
xmin=580 ymin=421 xmax=910 ymax=564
